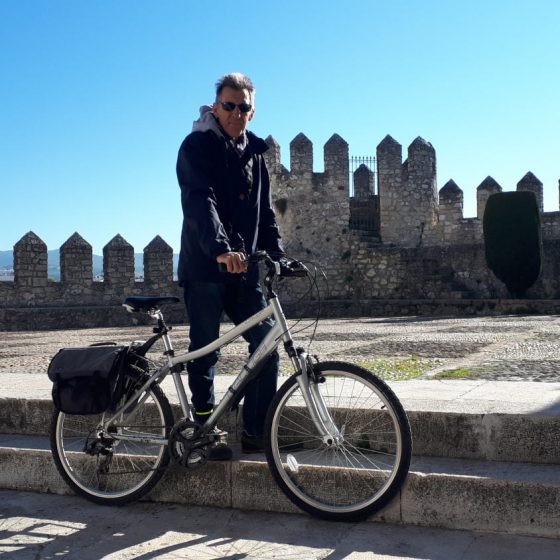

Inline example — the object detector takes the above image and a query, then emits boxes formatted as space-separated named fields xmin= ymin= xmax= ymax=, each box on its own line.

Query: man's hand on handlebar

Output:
xmin=217 ymin=251 xmax=307 ymax=278
xmin=216 ymin=252 xmax=248 ymax=274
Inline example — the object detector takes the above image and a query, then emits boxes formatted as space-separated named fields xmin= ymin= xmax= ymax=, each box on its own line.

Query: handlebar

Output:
xmin=218 ymin=251 xmax=308 ymax=281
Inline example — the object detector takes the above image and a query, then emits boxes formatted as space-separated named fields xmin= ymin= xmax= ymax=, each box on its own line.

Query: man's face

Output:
xmin=212 ymin=86 xmax=255 ymax=140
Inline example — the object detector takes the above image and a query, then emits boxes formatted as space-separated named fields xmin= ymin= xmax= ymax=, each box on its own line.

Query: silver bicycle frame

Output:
xmin=108 ymin=294 xmax=340 ymax=443
xmin=170 ymin=297 xmax=291 ymax=430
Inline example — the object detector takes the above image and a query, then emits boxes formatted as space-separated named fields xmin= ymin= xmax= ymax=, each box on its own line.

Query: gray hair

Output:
xmin=215 ymin=73 xmax=255 ymax=103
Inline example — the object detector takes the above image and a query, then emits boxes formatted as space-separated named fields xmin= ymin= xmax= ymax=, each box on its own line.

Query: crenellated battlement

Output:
xmin=264 ymin=132 xmax=557 ymax=248
xmin=264 ymin=133 xmax=351 ymax=279
xmin=6 ymin=231 xmax=176 ymax=288
xmin=264 ymin=132 xmax=350 ymax=190
xmin=60 ymin=233 xmax=92 ymax=284
xmin=377 ymin=135 xmax=438 ymax=246
xmin=289 ymin=133 xmax=314 ymax=176
xmin=0 ymin=231 xmax=182 ymax=330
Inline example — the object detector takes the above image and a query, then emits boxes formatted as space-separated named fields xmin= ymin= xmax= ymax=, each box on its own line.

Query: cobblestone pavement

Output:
xmin=2 ymin=314 xmax=560 ymax=382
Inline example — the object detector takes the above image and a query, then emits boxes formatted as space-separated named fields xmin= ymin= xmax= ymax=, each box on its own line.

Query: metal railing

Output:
xmin=349 ymin=156 xmax=376 ymax=198
xmin=349 ymin=156 xmax=379 ymax=235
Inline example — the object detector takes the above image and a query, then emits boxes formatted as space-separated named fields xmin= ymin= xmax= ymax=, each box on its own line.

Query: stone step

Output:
xmin=3 ymin=397 xmax=559 ymax=464
xmin=1 ymin=435 xmax=558 ymax=538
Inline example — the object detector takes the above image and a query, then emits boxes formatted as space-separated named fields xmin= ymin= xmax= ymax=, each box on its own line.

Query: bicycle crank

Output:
xmin=168 ymin=418 xmax=208 ymax=469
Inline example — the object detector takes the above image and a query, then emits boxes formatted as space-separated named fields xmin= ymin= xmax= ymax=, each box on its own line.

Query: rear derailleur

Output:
xmin=83 ymin=430 xmax=115 ymax=473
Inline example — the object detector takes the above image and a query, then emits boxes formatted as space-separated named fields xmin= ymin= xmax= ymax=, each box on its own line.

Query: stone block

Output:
xmin=151 ymin=461 xmax=231 ymax=508
xmin=408 ymin=411 xmax=560 ymax=464
xmin=401 ymin=466 xmax=560 ymax=538
xmin=409 ymin=411 xmax=487 ymax=460
xmin=0 ymin=399 xmax=54 ymax=436
xmin=0 ymin=448 xmax=71 ymax=495
xmin=231 ymin=459 xmax=298 ymax=514
xmin=486 ymin=415 xmax=560 ymax=464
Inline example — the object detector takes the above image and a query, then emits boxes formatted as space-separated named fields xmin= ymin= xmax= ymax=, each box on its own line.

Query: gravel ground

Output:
xmin=3 ymin=314 xmax=560 ymax=382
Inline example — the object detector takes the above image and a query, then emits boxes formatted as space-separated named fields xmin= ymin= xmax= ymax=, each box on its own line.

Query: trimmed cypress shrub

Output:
xmin=483 ymin=191 xmax=542 ymax=297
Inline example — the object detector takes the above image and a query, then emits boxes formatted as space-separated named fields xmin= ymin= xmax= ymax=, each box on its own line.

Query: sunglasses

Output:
xmin=218 ymin=101 xmax=253 ymax=113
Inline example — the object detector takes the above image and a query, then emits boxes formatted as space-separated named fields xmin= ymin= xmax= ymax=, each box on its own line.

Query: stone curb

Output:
xmin=1 ymin=446 xmax=558 ymax=538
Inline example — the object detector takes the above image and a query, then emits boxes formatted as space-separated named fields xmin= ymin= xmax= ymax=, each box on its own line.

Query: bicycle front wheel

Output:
xmin=50 ymin=367 xmax=174 ymax=505
xmin=265 ymin=361 xmax=412 ymax=521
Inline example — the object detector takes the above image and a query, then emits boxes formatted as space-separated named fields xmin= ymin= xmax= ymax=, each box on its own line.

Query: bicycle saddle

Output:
xmin=122 ymin=296 xmax=180 ymax=312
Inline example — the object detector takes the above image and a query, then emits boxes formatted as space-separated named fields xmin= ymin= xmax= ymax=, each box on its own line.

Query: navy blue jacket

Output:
xmin=176 ymin=128 xmax=283 ymax=285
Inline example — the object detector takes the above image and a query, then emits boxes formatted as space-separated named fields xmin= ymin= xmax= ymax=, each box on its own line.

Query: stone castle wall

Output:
xmin=264 ymin=132 xmax=560 ymax=305
xmin=2 ymin=131 xmax=560 ymax=330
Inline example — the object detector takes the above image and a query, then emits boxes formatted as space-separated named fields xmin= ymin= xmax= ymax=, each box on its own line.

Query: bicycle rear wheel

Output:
xmin=50 ymin=366 xmax=173 ymax=505
xmin=265 ymin=361 xmax=412 ymax=521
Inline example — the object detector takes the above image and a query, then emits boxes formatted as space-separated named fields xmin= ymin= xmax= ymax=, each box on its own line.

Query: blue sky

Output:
xmin=1 ymin=0 xmax=559 ymax=255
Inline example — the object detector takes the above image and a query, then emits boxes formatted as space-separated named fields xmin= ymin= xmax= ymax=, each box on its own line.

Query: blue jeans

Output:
xmin=183 ymin=282 xmax=279 ymax=437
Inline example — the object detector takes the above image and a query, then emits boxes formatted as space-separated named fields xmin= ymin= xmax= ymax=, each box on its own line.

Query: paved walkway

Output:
xmin=1 ymin=491 xmax=559 ymax=560
xmin=3 ymin=314 xmax=560 ymax=382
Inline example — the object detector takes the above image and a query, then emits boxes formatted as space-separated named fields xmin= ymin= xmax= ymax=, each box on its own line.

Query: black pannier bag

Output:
xmin=47 ymin=345 xmax=128 ymax=415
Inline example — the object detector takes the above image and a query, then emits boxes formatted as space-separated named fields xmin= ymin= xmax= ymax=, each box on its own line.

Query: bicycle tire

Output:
xmin=264 ymin=361 xmax=412 ymax=521
xmin=50 ymin=366 xmax=174 ymax=505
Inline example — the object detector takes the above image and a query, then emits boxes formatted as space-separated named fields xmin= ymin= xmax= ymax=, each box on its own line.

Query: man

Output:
xmin=176 ymin=73 xmax=284 ymax=460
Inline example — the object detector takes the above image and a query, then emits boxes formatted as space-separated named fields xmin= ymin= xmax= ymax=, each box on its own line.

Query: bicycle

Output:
xmin=50 ymin=251 xmax=412 ymax=521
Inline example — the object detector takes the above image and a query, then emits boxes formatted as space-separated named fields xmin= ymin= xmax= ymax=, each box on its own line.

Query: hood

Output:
xmin=192 ymin=105 xmax=224 ymax=138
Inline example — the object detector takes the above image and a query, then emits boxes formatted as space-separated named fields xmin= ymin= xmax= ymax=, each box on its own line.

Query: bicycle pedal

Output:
xmin=210 ymin=429 xmax=228 ymax=442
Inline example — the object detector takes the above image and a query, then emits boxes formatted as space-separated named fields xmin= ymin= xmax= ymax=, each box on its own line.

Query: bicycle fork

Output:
xmin=293 ymin=352 xmax=343 ymax=446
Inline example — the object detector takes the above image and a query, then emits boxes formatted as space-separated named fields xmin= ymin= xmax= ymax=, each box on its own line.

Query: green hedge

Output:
xmin=483 ymin=191 xmax=542 ymax=297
